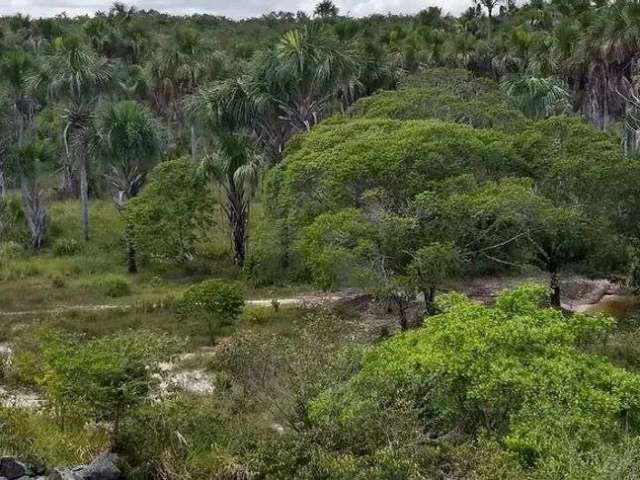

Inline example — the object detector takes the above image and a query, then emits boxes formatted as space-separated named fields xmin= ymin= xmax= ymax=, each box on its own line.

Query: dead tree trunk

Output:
xmin=20 ymin=175 xmax=48 ymax=249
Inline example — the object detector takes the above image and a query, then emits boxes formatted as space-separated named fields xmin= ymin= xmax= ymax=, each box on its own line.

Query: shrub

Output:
xmin=177 ymin=280 xmax=244 ymax=343
xmin=0 ymin=262 xmax=41 ymax=281
xmin=51 ymin=275 xmax=66 ymax=289
xmin=95 ymin=275 xmax=131 ymax=298
xmin=0 ymin=241 xmax=24 ymax=260
xmin=52 ymin=238 xmax=82 ymax=257
xmin=40 ymin=330 xmax=183 ymax=445
xmin=309 ymin=284 xmax=639 ymax=466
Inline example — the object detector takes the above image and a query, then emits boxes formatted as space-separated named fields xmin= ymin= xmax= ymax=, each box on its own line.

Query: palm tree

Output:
xmin=203 ymin=133 xmax=262 ymax=267
xmin=501 ymin=74 xmax=570 ymax=119
xmin=191 ymin=26 xmax=361 ymax=163
xmin=91 ymin=100 xmax=163 ymax=272
xmin=33 ymin=36 xmax=112 ymax=241
xmin=475 ymin=0 xmax=504 ymax=39
xmin=185 ymin=89 xmax=261 ymax=267
xmin=92 ymin=100 xmax=163 ymax=205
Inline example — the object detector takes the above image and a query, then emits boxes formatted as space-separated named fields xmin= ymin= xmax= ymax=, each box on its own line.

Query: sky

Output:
xmin=0 ymin=0 xmax=472 ymax=19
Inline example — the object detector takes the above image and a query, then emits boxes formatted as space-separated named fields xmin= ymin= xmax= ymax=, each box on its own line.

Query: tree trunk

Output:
xmin=190 ymin=124 xmax=197 ymax=163
xmin=59 ymin=162 xmax=78 ymax=198
xmin=423 ymin=286 xmax=436 ymax=315
xmin=549 ymin=268 xmax=561 ymax=308
xmin=228 ymin=189 xmax=247 ymax=267
xmin=79 ymin=157 xmax=90 ymax=242
xmin=125 ymin=221 xmax=137 ymax=274
xmin=487 ymin=10 xmax=492 ymax=40
xmin=395 ymin=296 xmax=409 ymax=331
xmin=231 ymin=211 xmax=246 ymax=266
xmin=20 ymin=174 xmax=48 ymax=249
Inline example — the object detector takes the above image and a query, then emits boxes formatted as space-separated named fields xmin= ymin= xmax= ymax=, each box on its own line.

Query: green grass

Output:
xmin=0 ymin=197 xmax=315 ymax=312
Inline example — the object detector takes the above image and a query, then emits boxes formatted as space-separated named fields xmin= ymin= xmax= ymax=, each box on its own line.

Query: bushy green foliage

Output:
xmin=253 ymin=117 xmax=518 ymax=281
xmin=128 ymin=158 xmax=211 ymax=264
xmin=94 ymin=274 xmax=131 ymax=298
xmin=52 ymin=238 xmax=82 ymax=257
xmin=0 ymin=195 xmax=27 ymax=245
xmin=270 ymin=118 xmax=515 ymax=226
xmin=310 ymin=284 xmax=640 ymax=465
xmin=512 ymin=116 xmax=633 ymax=220
xmin=350 ymin=68 xmax=527 ymax=131
xmin=295 ymin=208 xmax=375 ymax=290
xmin=177 ymin=280 xmax=244 ymax=342
xmin=40 ymin=329 xmax=182 ymax=442
xmin=0 ymin=240 xmax=24 ymax=260
xmin=0 ymin=408 xmax=108 ymax=470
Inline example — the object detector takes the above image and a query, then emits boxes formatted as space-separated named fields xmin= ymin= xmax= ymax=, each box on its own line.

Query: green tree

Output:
xmin=191 ymin=26 xmax=361 ymax=162
xmin=92 ymin=100 xmax=163 ymax=205
xmin=177 ymin=280 xmax=244 ymax=343
xmin=0 ymin=52 xmax=52 ymax=249
xmin=186 ymin=82 xmax=263 ymax=267
xmin=127 ymin=158 xmax=210 ymax=264
xmin=408 ymin=242 xmax=462 ymax=314
xmin=314 ymin=0 xmax=339 ymax=18
xmin=203 ymin=134 xmax=262 ymax=266
xmin=41 ymin=329 xmax=181 ymax=445
xmin=500 ymin=75 xmax=570 ymax=119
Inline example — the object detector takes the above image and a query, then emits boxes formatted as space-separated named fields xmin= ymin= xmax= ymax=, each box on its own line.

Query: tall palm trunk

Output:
xmin=228 ymin=190 xmax=247 ymax=267
xmin=79 ymin=155 xmax=90 ymax=242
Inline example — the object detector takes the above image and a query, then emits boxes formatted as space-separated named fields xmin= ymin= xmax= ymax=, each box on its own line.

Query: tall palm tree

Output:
xmin=190 ymin=25 xmax=361 ymax=163
xmin=91 ymin=100 xmax=163 ymax=272
xmin=185 ymin=89 xmax=261 ymax=267
xmin=203 ymin=133 xmax=262 ymax=267
xmin=33 ymin=36 xmax=112 ymax=241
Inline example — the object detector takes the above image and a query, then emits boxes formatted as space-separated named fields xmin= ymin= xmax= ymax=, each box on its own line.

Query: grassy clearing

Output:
xmin=0 ymin=198 xmax=315 ymax=312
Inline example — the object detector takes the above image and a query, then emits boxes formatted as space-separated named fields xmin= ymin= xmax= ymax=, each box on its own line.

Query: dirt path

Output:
xmin=0 ymin=294 xmax=353 ymax=317
xmin=0 ymin=275 xmax=625 ymax=318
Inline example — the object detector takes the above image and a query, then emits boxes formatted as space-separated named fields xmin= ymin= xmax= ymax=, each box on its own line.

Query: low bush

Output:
xmin=52 ymin=238 xmax=82 ymax=257
xmin=94 ymin=274 xmax=131 ymax=298
xmin=0 ymin=241 xmax=24 ymax=260
xmin=176 ymin=280 xmax=244 ymax=343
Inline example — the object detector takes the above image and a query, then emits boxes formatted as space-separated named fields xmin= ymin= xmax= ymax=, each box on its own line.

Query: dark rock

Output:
xmin=0 ymin=458 xmax=28 ymax=479
xmin=79 ymin=451 xmax=120 ymax=480
xmin=47 ymin=469 xmax=83 ymax=480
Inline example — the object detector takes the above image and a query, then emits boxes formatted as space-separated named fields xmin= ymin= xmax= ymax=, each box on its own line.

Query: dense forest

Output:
xmin=2 ymin=0 xmax=640 ymax=479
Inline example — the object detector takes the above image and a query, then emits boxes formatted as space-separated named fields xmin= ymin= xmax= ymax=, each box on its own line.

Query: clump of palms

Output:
xmin=32 ymin=36 xmax=112 ymax=241
xmin=190 ymin=25 xmax=361 ymax=163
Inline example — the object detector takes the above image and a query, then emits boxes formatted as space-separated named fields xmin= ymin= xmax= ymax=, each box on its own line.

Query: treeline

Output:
xmin=2 ymin=0 xmax=640 ymax=274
